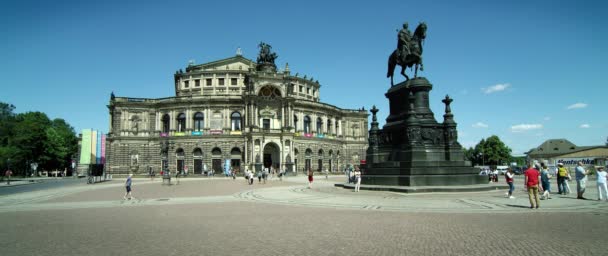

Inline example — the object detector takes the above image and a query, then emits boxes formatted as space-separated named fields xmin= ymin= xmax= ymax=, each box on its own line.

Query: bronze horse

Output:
xmin=387 ymin=22 xmax=427 ymax=86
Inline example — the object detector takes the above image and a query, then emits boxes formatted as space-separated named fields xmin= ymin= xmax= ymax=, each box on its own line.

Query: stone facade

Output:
xmin=106 ymin=53 xmax=368 ymax=175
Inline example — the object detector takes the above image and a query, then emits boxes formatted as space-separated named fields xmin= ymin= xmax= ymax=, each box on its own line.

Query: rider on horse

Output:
xmin=397 ymin=22 xmax=412 ymax=59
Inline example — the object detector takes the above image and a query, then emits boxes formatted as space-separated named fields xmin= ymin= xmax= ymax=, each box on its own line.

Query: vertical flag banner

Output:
xmin=90 ymin=130 xmax=98 ymax=163
xmin=96 ymin=131 xmax=102 ymax=164
xmin=101 ymin=134 xmax=106 ymax=164
xmin=224 ymin=159 xmax=231 ymax=175
xmin=79 ymin=129 xmax=92 ymax=164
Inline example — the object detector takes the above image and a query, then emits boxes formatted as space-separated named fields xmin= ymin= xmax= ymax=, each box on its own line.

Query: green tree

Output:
xmin=43 ymin=119 xmax=78 ymax=171
xmin=11 ymin=112 xmax=52 ymax=176
xmin=468 ymin=136 xmax=512 ymax=166
xmin=0 ymin=102 xmax=16 ymax=172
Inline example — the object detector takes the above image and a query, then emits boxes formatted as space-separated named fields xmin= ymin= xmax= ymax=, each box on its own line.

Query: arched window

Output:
xmin=294 ymin=115 xmax=298 ymax=131
xmin=176 ymin=113 xmax=186 ymax=132
xmin=162 ymin=114 xmax=170 ymax=133
xmin=304 ymin=116 xmax=311 ymax=134
xmin=317 ymin=117 xmax=323 ymax=133
xmin=193 ymin=112 xmax=204 ymax=131
xmin=335 ymin=121 xmax=340 ymax=135
xmin=231 ymin=112 xmax=242 ymax=131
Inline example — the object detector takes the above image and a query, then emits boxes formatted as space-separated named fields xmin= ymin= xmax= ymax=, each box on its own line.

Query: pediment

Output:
xmin=187 ymin=56 xmax=255 ymax=72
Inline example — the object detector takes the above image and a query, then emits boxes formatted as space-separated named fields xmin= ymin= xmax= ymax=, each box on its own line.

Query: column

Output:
xmin=281 ymin=103 xmax=285 ymax=127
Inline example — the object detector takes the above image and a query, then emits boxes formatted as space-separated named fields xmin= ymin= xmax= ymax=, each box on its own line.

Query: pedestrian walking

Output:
xmin=505 ymin=168 xmax=515 ymax=199
xmin=524 ymin=163 xmax=540 ymax=209
xmin=324 ymin=168 xmax=329 ymax=180
xmin=5 ymin=169 xmax=12 ymax=185
xmin=307 ymin=168 xmax=314 ymax=189
xmin=257 ymin=170 xmax=262 ymax=183
xmin=596 ymin=166 xmax=608 ymax=201
xmin=556 ymin=162 xmax=569 ymax=194
xmin=540 ymin=163 xmax=552 ymax=200
xmin=354 ymin=166 xmax=362 ymax=192
xmin=575 ymin=161 xmax=590 ymax=199
xmin=124 ymin=174 xmax=133 ymax=200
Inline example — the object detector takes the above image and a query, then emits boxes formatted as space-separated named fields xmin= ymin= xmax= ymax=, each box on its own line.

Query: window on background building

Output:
xmin=316 ymin=117 xmax=323 ymax=133
xmin=184 ymin=81 xmax=189 ymax=88
xmin=336 ymin=122 xmax=339 ymax=135
xmin=263 ymin=119 xmax=270 ymax=130
xmin=162 ymin=114 xmax=170 ymax=133
xmin=177 ymin=113 xmax=186 ymax=132
xmin=299 ymin=86 xmax=303 ymax=92
xmin=195 ymin=79 xmax=200 ymax=87
xmin=307 ymin=88 xmax=310 ymax=94
xmin=193 ymin=112 xmax=204 ymax=131
xmin=313 ymin=89 xmax=316 ymax=96
xmin=327 ymin=120 xmax=332 ymax=134
xmin=218 ymin=78 xmax=225 ymax=86
xmin=206 ymin=78 xmax=212 ymax=86
xmin=304 ymin=116 xmax=311 ymax=134
xmin=294 ymin=115 xmax=298 ymax=131
xmin=231 ymin=112 xmax=242 ymax=131
xmin=231 ymin=78 xmax=238 ymax=86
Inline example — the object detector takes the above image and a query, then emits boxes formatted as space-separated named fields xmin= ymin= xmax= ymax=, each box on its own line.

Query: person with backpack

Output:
xmin=556 ymin=162 xmax=569 ymax=194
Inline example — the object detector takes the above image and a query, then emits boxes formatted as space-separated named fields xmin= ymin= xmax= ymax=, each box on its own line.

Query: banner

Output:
xmin=90 ymin=130 xmax=97 ymax=163
xmin=79 ymin=129 xmax=92 ymax=164
xmin=101 ymin=134 xmax=106 ymax=164
xmin=224 ymin=159 xmax=231 ymax=175
xmin=96 ymin=132 xmax=102 ymax=164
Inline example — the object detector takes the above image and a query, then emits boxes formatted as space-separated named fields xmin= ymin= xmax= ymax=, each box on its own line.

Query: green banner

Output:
xmin=79 ymin=129 xmax=92 ymax=164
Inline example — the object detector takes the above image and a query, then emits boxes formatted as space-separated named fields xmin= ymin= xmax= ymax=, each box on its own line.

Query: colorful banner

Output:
xmin=210 ymin=130 xmax=223 ymax=135
xmin=101 ymin=134 xmax=106 ymax=164
xmin=95 ymin=132 xmax=102 ymax=164
xmin=90 ymin=130 xmax=97 ymax=162
xmin=224 ymin=159 xmax=231 ymax=175
xmin=191 ymin=131 xmax=203 ymax=136
xmin=79 ymin=129 xmax=92 ymax=164
xmin=160 ymin=133 xmax=168 ymax=137
xmin=174 ymin=132 xmax=186 ymax=136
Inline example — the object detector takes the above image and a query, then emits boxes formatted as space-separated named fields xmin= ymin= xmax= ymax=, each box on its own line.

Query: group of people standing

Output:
xmin=514 ymin=161 xmax=608 ymax=209
xmin=243 ymin=167 xmax=286 ymax=185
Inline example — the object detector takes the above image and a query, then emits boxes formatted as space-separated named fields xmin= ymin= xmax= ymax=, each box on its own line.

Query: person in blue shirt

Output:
xmin=124 ymin=174 xmax=133 ymax=200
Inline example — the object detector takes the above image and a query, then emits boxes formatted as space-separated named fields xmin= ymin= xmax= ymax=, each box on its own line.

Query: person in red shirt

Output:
xmin=524 ymin=163 xmax=541 ymax=209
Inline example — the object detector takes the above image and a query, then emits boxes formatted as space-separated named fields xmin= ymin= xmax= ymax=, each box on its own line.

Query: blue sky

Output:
xmin=1 ymin=0 xmax=607 ymax=155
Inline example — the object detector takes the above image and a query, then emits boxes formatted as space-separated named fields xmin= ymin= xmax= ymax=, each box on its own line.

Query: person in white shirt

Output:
xmin=354 ymin=166 xmax=362 ymax=192
xmin=596 ymin=166 xmax=608 ymax=201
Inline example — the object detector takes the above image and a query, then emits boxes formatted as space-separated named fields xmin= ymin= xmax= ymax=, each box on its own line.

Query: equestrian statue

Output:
xmin=387 ymin=22 xmax=427 ymax=86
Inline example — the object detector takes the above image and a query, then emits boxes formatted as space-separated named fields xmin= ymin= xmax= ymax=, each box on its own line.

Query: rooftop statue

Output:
xmin=256 ymin=42 xmax=278 ymax=65
xmin=387 ymin=22 xmax=427 ymax=86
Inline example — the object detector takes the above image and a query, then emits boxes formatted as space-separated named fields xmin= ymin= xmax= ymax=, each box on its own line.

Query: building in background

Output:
xmin=526 ymin=139 xmax=608 ymax=168
xmin=105 ymin=45 xmax=368 ymax=175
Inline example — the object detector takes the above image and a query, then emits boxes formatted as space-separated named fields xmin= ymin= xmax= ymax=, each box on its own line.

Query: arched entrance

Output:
xmin=263 ymin=142 xmax=280 ymax=169
xmin=176 ymin=148 xmax=185 ymax=173
xmin=230 ymin=147 xmax=242 ymax=171
xmin=211 ymin=147 xmax=222 ymax=174
xmin=193 ymin=148 xmax=203 ymax=174
xmin=305 ymin=148 xmax=312 ymax=172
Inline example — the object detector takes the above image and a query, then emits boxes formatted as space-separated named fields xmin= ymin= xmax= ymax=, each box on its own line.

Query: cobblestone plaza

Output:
xmin=1 ymin=176 xmax=607 ymax=256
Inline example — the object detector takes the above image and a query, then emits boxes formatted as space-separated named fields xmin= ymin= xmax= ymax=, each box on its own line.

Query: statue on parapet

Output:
xmin=257 ymin=42 xmax=278 ymax=65
xmin=387 ymin=22 xmax=427 ymax=86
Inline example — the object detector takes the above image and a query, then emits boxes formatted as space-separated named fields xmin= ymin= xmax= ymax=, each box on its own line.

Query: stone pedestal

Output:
xmin=363 ymin=78 xmax=486 ymax=187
